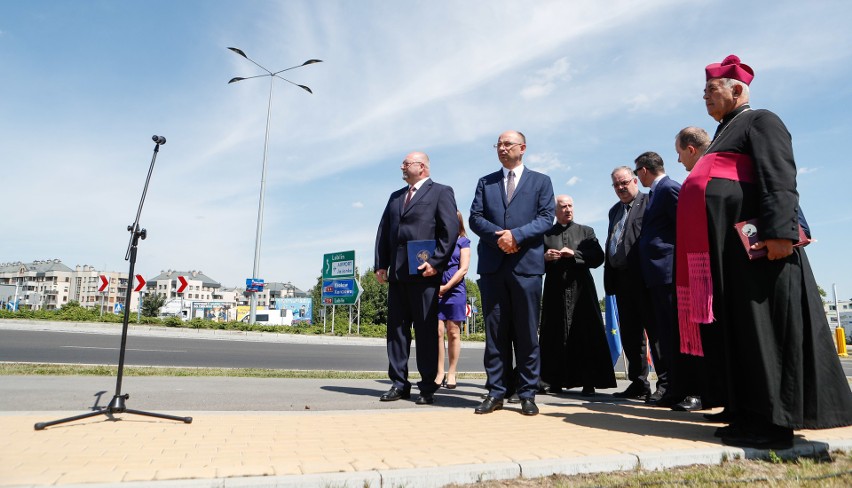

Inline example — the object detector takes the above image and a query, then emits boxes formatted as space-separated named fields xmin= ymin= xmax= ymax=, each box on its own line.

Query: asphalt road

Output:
xmin=0 ymin=323 xmax=485 ymax=372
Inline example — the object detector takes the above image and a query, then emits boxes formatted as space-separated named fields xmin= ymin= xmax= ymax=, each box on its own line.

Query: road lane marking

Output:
xmin=60 ymin=346 xmax=187 ymax=353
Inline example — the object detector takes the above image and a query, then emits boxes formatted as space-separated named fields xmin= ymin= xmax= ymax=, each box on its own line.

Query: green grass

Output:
xmin=0 ymin=362 xmax=487 ymax=379
xmin=450 ymin=450 xmax=852 ymax=487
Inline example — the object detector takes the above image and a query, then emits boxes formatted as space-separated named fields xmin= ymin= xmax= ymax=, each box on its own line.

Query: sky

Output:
xmin=2 ymin=0 xmax=851 ymax=301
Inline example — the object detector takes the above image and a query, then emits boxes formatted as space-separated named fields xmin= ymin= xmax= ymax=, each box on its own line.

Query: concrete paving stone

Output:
xmin=635 ymin=447 xmax=740 ymax=471
xmin=519 ymin=454 xmax=639 ymax=478
xmin=119 ymin=468 xmax=168 ymax=482
xmin=155 ymin=466 xmax=218 ymax=481
xmin=269 ymin=461 xmax=306 ymax=476
xmin=215 ymin=464 xmax=275 ymax=478
xmin=62 ymin=467 xmax=130 ymax=484
xmin=298 ymin=458 xmax=357 ymax=474
xmin=380 ymin=463 xmax=522 ymax=488
xmin=229 ymin=470 xmax=383 ymax=488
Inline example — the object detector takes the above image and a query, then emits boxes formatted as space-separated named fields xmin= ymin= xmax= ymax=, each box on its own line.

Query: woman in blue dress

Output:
xmin=436 ymin=211 xmax=470 ymax=389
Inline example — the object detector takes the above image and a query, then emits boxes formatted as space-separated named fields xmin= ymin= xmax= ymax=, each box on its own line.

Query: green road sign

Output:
xmin=322 ymin=250 xmax=355 ymax=279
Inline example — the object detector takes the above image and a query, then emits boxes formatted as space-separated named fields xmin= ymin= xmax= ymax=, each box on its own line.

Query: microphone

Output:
xmin=152 ymin=135 xmax=166 ymax=145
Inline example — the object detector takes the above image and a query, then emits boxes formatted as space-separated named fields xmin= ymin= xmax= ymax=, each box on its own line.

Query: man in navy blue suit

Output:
xmin=470 ymin=131 xmax=555 ymax=416
xmin=634 ymin=152 xmax=678 ymax=408
xmin=375 ymin=151 xmax=458 ymax=405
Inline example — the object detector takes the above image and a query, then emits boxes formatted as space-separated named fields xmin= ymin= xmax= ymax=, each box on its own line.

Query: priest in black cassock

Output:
xmin=676 ymin=54 xmax=852 ymax=450
xmin=539 ymin=195 xmax=616 ymax=396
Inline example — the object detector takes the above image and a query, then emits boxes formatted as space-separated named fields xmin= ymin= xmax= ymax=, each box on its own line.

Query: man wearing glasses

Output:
xmin=375 ymin=152 xmax=458 ymax=405
xmin=469 ymin=131 xmax=555 ymax=416
xmin=604 ymin=166 xmax=652 ymax=401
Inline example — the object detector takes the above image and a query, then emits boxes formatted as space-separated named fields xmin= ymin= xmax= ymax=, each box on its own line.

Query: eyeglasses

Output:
xmin=612 ymin=179 xmax=633 ymax=188
xmin=493 ymin=142 xmax=523 ymax=149
xmin=401 ymin=161 xmax=424 ymax=168
xmin=634 ymin=167 xmax=645 ymax=174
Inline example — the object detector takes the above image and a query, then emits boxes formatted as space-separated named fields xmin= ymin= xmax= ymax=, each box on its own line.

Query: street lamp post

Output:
xmin=227 ymin=47 xmax=322 ymax=324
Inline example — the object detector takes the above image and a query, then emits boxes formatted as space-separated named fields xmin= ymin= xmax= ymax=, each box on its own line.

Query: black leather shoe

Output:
xmin=507 ymin=394 xmax=521 ymax=404
xmin=645 ymin=389 xmax=666 ymax=404
xmin=380 ymin=386 xmax=411 ymax=402
xmin=614 ymin=385 xmax=651 ymax=400
xmin=649 ymin=394 xmax=679 ymax=408
xmin=671 ymin=396 xmax=702 ymax=412
xmin=415 ymin=394 xmax=434 ymax=405
xmin=474 ymin=396 xmax=504 ymax=414
xmin=703 ymin=409 xmax=732 ymax=423
xmin=581 ymin=386 xmax=595 ymax=397
xmin=520 ymin=398 xmax=539 ymax=416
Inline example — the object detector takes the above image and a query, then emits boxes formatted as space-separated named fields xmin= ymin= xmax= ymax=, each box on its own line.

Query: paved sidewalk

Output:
xmin=3 ymin=397 xmax=852 ymax=488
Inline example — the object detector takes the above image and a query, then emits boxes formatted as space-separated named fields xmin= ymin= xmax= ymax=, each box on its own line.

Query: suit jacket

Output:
xmin=603 ymin=192 xmax=647 ymax=295
xmin=469 ymin=168 xmax=555 ymax=275
xmin=374 ymin=178 xmax=459 ymax=283
xmin=638 ymin=175 xmax=680 ymax=287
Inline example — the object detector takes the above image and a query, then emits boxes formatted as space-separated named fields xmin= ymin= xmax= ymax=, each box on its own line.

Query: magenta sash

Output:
xmin=676 ymin=152 xmax=755 ymax=356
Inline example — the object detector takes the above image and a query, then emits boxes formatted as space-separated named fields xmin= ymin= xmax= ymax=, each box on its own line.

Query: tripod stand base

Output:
xmin=35 ymin=394 xmax=192 ymax=431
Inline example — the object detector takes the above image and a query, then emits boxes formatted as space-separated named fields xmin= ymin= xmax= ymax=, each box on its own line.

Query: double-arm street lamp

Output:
xmin=227 ymin=47 xmax=322 ymax=324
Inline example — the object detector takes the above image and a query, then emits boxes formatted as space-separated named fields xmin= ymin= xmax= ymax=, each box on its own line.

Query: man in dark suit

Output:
xmin=634 ymin=151 xmax=687 ymax=408
xmin=604 ymin=166 xmax=652 ymax=400
xmin=469 ymin=130 xmax=555 ymax=416
xmin=375 ymin=151 xmax=458 ymax=405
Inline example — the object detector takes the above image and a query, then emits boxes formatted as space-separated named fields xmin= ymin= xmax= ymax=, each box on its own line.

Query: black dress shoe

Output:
xmin=645 ymin=389 xmax=666 ymax=405
xmin=474 ymin=396 xmax=504 ymax=414
xmin=507 ymin=394 xmax=521 ymax=404
xmin=520 ymin=398 xmax=539 ymax=416
xmin=671 ymin=396 xmax=702 ymax=412
xmin=614 ymin=385 xmax=651 ymax=400
xmin=703 ymin=409 xmax=732 ymax=423
xmin=648 ymin=394 xmax=678 ymax=408
xmin=581 ymin=386 xmax=595 ymax=397
xmin=380 ymin=386 xmax=411 ymax=402
xmin=415 ymin=394 xmax=434 ymax=405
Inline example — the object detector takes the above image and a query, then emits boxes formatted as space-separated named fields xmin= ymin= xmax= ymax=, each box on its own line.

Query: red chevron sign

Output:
xmin=134 ymin=275 xmax=146 ymax=292
xmin=177 ymin=276 xmax=188 ymax=293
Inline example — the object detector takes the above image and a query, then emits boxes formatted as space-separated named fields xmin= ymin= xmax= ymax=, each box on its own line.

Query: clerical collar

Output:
xmin=718 ymin=104 xmax=751 ymax=131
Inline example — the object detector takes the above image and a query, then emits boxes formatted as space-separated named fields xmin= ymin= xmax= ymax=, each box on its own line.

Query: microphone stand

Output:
xmin=35 ymin=136 xmax=192 ymax=430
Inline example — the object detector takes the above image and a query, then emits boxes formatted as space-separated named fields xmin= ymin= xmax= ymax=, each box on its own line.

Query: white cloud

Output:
xmin=526 ymin=153 xmax=566 ymax=174
xmin=566 ymin=176 xmax=581 ymax=186
xmin=521 ymin=57 xmax=572 ymax=100
xmin=798 ymin=167 xmax=818 ymax=175
xmin=351 ymin=201 xmax=364 ymax=208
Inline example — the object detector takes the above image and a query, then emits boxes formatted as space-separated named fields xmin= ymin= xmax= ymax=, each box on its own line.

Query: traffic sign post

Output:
xmin=321 ymin=278 xmax=362 ymax=305
xmin=245 ymin=278 xmax=265 ymax=293
xmin=323 ymin=251 xmax=355 ymax=279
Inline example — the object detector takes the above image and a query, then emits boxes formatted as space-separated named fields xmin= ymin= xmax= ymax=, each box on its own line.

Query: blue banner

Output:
xmin=604 ymin=295 xmax=623 ymax=367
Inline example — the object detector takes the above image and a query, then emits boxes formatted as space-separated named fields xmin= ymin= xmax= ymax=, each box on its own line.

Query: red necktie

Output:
xmin=404 ymin=186 xmax=416 ymax=208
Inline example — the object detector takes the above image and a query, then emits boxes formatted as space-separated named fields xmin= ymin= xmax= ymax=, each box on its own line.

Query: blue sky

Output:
xmin=2 ymin=0 xmax=851 ymax=301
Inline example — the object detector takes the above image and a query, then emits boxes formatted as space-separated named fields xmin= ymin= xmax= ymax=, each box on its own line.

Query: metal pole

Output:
xmin=249 ymin=77 xmax=275 ymax=325
xmin=834 ymin=283 xmax=842 ymax=330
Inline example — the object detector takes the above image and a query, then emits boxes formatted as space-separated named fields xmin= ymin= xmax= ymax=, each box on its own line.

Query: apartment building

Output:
xmin=0 ymin=260 xmax=137 ymax=313
xmin=826 ymin=298 xmax=852 ymax=334
xmin=2 ymin=260 xmax=308 ymax=316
